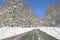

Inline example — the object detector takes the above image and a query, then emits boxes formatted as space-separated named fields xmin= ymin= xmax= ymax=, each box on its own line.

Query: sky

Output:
xmin=26 ymin=0 xmax=57 ymax=18
xmin=0 ymin=0 xmax=57 ymax=18
xmin=0 ymin=0 xmax=4 ymax=5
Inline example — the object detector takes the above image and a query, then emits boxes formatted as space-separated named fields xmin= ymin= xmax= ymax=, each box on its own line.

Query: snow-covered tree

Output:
xmin=45 ymin=0 xmax=60 ymax=27
xmin=0 ymin=0 xmax=46 ymax=27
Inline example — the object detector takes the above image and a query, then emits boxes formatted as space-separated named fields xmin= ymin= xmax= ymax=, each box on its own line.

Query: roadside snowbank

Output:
xmin=40 ymin=27 xmax=60 ymax=40
xmin=0 ymin=27 xmax=60 ymax=40
xmin=0 ymin=27 xmax=35 ymax=39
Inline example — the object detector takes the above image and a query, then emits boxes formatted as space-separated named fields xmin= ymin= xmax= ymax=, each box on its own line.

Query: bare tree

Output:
xmin=0 ymin=0 xmax=46 ymax=27
xmin=45 ymin=0 xmax=60 ymax=27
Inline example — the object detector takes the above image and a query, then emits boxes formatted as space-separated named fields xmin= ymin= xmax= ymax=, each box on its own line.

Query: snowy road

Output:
xmin=40 ymin=27 xmax=60 ymax=40
xmin=0 ymin=27 xmax=60 ymax=40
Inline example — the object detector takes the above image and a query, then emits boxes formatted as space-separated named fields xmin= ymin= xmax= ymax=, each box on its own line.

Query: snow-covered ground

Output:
xmin=0 ymin=27 xmax=35 ymax=39
xmin=0 ymin=27 xmax=60 ymax=40
xmin=40 ymin=27 xmax=60 ymax=40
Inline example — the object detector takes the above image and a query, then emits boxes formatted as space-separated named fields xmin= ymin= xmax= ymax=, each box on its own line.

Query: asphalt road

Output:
xmin=2 ymin=29 xmax=58 ymax=40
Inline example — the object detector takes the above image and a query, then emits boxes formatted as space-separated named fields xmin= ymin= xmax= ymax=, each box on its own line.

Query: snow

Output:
xmin=0 ymin=27 xmax=35 ymax=39
xmin=13 ymin=6 xmax=17 ymax=8
xmin=0 ymin=12 xmax=2 ymax=14
xmin=0 ymin=27 xmax=60 ymax=40
xmin=40 ymin=27 xmax=60 ymax=40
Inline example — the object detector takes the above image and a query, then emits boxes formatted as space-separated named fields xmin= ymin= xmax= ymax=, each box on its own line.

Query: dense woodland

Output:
xmin=0 ymin=0 xmax=60 ymax=27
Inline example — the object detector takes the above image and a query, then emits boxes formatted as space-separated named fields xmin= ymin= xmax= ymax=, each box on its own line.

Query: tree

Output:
xmin=45 ymin=0 xmax=60 ymax=27
xmin=0 ymin=0 xmax=46 ymax=27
